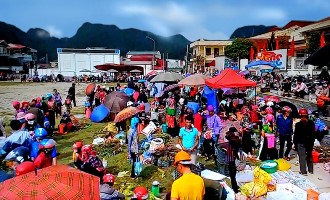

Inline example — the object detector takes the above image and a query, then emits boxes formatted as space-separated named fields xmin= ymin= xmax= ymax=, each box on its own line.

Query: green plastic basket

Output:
xmin=260 ymin=160 xmax=278 ymax=174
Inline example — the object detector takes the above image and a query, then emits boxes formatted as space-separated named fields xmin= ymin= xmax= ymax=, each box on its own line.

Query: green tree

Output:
xmin=194 ymin=55 xmax=206 ymax=67
xmin=306 ymin=31 xmax=321 ymax=55
xmin=225 ymin=38 xmax=255 ymax=61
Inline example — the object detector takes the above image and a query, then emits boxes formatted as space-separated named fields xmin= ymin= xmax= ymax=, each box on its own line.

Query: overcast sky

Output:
xmin=1 ymin=0 xmax=329 ymax=41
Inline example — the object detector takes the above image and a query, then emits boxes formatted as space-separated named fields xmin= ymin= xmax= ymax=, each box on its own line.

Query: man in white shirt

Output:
xmin=292 ymin=78 xmax=308 ymax=98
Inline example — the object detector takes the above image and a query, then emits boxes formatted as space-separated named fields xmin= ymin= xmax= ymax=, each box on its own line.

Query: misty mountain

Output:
xmin=0 ymin=21 xmax=191 ymax=62
xmin=230 ymin=25 xmax=277 ymax=39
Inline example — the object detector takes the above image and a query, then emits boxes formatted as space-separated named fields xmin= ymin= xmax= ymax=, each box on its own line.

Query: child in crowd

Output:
xmin=65 ymin=96 xmax=72 ymax=114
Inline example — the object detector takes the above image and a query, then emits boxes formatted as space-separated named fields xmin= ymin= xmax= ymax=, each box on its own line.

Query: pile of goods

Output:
xmin=71 ymin=116 xmax=90 ymax=130
xmin=314 ymin=145 xmax=330 ymax=162
xmin=234 ymin=156 xmax=330 ymax=199
xmin=93 ymin=140 xmax=122 ymax=158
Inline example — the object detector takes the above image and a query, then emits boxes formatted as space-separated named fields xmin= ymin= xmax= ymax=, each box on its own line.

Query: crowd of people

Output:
xmin=1 ymin=70 xmax=329 ymax=199
xmin=81 ymin=76 xmax=328 ymax=199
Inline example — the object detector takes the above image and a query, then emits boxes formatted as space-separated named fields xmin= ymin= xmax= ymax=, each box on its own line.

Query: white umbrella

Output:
xmin=150 ymin=72 xmax=183 ymax=83
xmin=108 ymin=69 xmax=118 ymax=73
xmin=130 ymin=69 xmax=142 ymax=73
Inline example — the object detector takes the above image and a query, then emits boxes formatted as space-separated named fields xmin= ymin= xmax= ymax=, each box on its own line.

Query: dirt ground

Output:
xmin=0 ymin=81 xmax=91 ymax=115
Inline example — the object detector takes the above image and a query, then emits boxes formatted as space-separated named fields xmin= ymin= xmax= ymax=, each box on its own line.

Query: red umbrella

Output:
xmin=114 ymin=107 xmax=141 ymax=123
xmin=0 ymin=165 xmax=100 ymax=200
xmin=146 ymin=70 xmax=158 ymax=77
xmin=264 ymin=95 xmax=281 ymax=103
xmin=85 ymin=83 xmax=96 ymax=96
xmin=104 ymin=91 xmax=130 ymax=113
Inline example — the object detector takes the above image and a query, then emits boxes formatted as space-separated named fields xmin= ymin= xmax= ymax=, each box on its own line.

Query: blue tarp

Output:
xmin=202 ymin=86 xmax=218 ymax=112
xmin=90 ymin=104 xmax=110 ymax=123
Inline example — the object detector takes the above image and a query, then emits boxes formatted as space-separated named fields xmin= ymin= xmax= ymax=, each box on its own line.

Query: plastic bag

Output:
xmin=276 ymin=158 xmax=291 ymax=171
xmin=134 ymin=156 xmax=143 ymax=176
xmin=314 ymin=139 xmax=321 ymax=147
xmin=267 ymin=191 xmax=298 ymax=200
xmin=320 ymin=193 xmax=330 ymax=200
xmin=220 ymin=181 xmax=235 ymax=200
xmin=236 ymin=170 xmax=254 ymax=183
xmin=240 ymin=181 xmax=268 ymax=198
xmin=254 ymin=166 xmax=272 ymax=184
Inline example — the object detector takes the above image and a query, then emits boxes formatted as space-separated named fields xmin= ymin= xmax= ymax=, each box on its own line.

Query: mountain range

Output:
xmin=0 ymin=21 xmax=274 ymax=62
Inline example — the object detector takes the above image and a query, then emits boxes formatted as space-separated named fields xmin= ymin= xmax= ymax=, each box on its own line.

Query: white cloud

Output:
xmin=121 ymin=2 xmax=200 ymax=25
xmin=116 ymin=1 xmax=287 ymax=40
xmin=254 ymin=8 xmax=287 ymax=20
xmin=119 ymin=2 xmax=204 ymax=39
xmin=45 ymin=25 xmax=63 ymax=37
xmin=182 ymin=27 xmax=228 ymax=41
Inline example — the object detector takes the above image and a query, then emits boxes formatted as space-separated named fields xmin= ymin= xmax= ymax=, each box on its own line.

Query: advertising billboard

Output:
xmin=256 ymin=49 xmax=287 ymax=70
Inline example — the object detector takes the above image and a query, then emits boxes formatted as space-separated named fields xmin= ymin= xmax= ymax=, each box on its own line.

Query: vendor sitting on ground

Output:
xmin=292 ymin=78 xmax=308 ymax=98
xmin=4 ymin=146 xmax=31 ymax=171
xmin=23 ymin=113 xmax=41 ymax=133
xmin=100 ymin=173 xmax=125 ymax=200
xmin=80 ymin=145 xmax=104 ymax=179
xmin=34 ymin=138 xmax=57 ymax=169
xmin=30 ymin=128 xmax=57 ymax=166
xmin=72 ymin=141 xmax=84 ymax=169
xmin=1 ymin=120 xmax=31 ymax=157
xmin=171 ymin=151 xmax=205 ymax=200
xmin=58 ymin=112 xmax=74 ymax=133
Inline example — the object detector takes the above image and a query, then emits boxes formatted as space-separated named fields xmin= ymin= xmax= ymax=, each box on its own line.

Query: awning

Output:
xmin=304 ymin=44 xmax=330 ymax=68
xmin=205 ymin=68 xmax=256 ymax=88
xmin=94 ymin=63 xmax=144 ymax=73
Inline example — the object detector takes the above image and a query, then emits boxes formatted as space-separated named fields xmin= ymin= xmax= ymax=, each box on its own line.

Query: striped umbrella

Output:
xmin=114 ymin=107 xmax=141 ymax=123
xmin=0 ymin=165 xmax=100 ymax=200
xmin=163 ymin=84 xmax=179 ymax=92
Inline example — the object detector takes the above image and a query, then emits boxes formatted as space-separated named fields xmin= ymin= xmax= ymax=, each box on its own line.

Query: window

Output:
xmin=206 ymin=48 xmax=211 ymax=55
xmin=214 ymin=48 xmax=219 ymax=57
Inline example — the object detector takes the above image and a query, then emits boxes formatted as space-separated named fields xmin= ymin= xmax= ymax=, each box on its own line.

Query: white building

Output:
xmin=57 ymin=48 xmax=120 ymax=76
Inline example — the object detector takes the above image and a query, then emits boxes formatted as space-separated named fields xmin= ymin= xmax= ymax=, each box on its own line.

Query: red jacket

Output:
xmin=250 ymin=111 xmax=259 ymax=123
xmin=194 ymin=113 xmax=203 ymax=132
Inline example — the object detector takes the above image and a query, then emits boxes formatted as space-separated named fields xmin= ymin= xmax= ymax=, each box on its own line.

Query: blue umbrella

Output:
xmin=122 ymin=88 xmax=135 ymax=96
xmin=245 ymin=60 xmax=277 ymax=70
xmin=90 ymin=104 xmax=110 ymax=123
xmin=138 ymin=79 xmax=146 ymax=83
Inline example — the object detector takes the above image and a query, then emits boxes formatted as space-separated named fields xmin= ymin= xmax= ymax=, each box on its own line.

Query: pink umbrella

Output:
xmin=178 ymin=74 xmax=210 ymax=87
xmin=264 ymin=95 xmax=281 ymax=103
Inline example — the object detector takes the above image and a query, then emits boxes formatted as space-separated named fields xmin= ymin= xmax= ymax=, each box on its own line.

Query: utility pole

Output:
xmin=163 ymin=52 xmax=165 ymax=72
xmin=185 ymin=44 xmax=189 ymax=74
xmin=146 ymin=36 xmax=155 ymax=71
